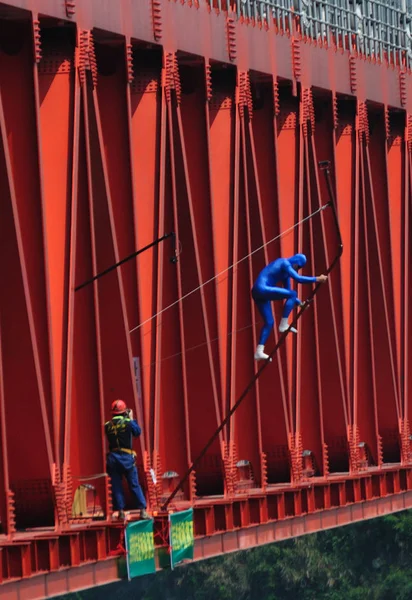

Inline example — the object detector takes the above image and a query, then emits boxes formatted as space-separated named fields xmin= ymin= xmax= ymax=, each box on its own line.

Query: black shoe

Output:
xmin=140 ymin=509 xmax=150 ymax=519
xmin=118 ymin=510 xmax=126 ymax=520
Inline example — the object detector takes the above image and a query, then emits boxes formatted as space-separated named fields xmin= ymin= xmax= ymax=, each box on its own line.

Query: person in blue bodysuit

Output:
xmin=251 ymin=253 xmax=328 ymax=361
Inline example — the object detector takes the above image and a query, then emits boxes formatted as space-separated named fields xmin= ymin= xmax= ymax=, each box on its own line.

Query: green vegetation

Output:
xmin=59 ymin=510 xmax=412 ymax=599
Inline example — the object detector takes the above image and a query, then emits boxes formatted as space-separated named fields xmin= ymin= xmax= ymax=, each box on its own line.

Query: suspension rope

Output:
xmin=129 ymin=205 xmax=329 ymax=335
xmin=141 ymin=320 xmax=261 ymax=369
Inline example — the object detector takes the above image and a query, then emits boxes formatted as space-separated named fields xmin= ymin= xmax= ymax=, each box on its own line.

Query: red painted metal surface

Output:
xmin=2 ymin=488 xmax=412 ymax=599
xmin=1 ymin=0 xmax=412 ymax=597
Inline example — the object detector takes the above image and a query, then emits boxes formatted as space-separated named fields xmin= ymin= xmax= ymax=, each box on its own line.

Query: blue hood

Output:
xmin=288 ymin=253 xmax=307 ymax=269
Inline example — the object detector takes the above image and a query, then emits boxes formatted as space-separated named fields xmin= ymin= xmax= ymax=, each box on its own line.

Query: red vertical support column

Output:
xmin=128 ymin=48 xmax=189 ymax=505
xmin=365 ymin=106 xmax=400 ymax=462
xmin=0 ymin=332 xmax=14 ymax=535
xmin=363 ymin=104 xmax=400 ymax=464
xmin=355 ymin=102 xmax=379 ymax=467
xmin=92 ymin=38 xmax=150 ymax=504
xmin=250 ymin=78 xmax=291 ymax=484
xmin=296 ymin=88 xmax=324 ymax=478
xmin=227 ymin=68 xmax=243 ymax=490
xmin=0 ymin=17 xmax=55 ymax=529
xmin=347 ymin=93 xmax=364 ymax=471
xmin=206 ymin=63 xmax=238 ymax=494
xmin=126 ymin=46 xmax=164 ymax=506
xmin=275 ymin=83 xmax=300 ymax=481
xmin=232 ymin=71 xmax=262 ymax=488
xmin=332 ymin=95 xmax=357 ymax=469
xmin=391 ymin=109 xmax=407 ymax=452
xmin=206 ymin=64 xmax=236 ymax=436
xmin=63 ymin=40 xmax=82 ymax=519
xmin=35 ymin=24 xmax=75 ymax=470
xmin=177 ymin=61 xmax=224 ymax=493
xmin=290 ymin=84 xmax=308 ymax=485
xmin=92 ymin=41 xmax=142 ymax=422
xmin=146 ymin=54 xmax=190 ymax=504
xmin=88 ymin=56 xmax=139 ymax=425
xmin=385 ymin=108 xmax=404 ymax=407
xmin=164 ymin=53 xmax=223 ymax=498
xmin=178 ymin=63 xmax=220 ymax=409
xmin=30 ymin=16 xmax=56 ymax=464
xmin=0 ymin=85 xmax=16 ymax=535
xmin=404 ymin=116 xmax=412 ymax=462
xmin=127 ymin=48 xmax=162 ymax=443
xmin=79 ymin=32 xmax=145 ymax=509
xmin=67 ymin=32 xmax=107 ymax=515
xmin=312 ymin=92 xmax=349 ymax=474
xmin=152 ymin=54 xmax=192 ymax=502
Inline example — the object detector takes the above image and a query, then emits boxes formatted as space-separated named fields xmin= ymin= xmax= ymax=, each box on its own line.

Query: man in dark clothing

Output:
xmin=105 ymin=399 xmax=149 ymax=520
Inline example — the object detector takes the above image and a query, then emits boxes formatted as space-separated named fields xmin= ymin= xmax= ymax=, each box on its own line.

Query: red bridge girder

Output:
xmin=0 ymin=0 xmax=412 ymax=596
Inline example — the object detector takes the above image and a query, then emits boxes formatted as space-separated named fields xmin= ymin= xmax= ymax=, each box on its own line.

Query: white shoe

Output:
xmin=279 ymin=318 xmax=298 ymax=334
xmin=254 ymin=345 xmax=272 ymax=361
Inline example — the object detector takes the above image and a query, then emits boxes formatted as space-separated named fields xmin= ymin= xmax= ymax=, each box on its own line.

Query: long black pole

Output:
xmin=75 ymin=232 xmax=176 ymax=292
xmin=161 ymin=163 xmax=343 ymax=511
xmin=318 ymin=160 xmax=343 ymax=271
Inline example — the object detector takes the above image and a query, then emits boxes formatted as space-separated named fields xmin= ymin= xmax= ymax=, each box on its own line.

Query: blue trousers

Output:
xmin=106 ymin=452 xmax=147 ymax=511
xmin=252 ymin=285 xmax=301 ymax=345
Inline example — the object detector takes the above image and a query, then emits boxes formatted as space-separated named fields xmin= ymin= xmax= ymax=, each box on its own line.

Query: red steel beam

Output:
xmin=0 ymin=87 xmax=14 ymax=536
xmin=249 ymin=79 xmax=290 ymax=486
xmin=312 ymin=94 xmax=349 ymax=474
xmin=357 ymin=130 xmax=380 ymax=467
xmin=175 ymin=61 xmax=224 ymax=496
xmin=76 ymin=68 xmax=108 ymax=509
xmin=194 ymin=488 xmax=412 ymax=560
xmin=385 ymin=109 xmax=404 ymax=406
xmin=2 ymin=2 xmax=412 ymax=591
xmin=405 ymin=133 xmax=412 ymax=445
xmin=1 ymin=1 xmax=409 ymax=109
xmin=275 ymin=89 xmax=299 ymax=430
xmin=63 ymin=31 xmax=82 ymax=503
xmin=3 ymin=488 xmax=412 ymax=599
xmin=93 ymin=40 xmax=143 ymax=431
xmin=228 ymin=71 xmax=241 ymax=450
xmin=67 ymin=59 xmax=104 ymax=506
xmin=34 ymin=24 xmax=74 ymax=468
xmin=364 ymin=106 xmax=401 ymax=463
xmin=206 ymin=64 xmax=236 ymax=437
xmin=299 ymin=89 xmax=325 ymax=478
xmin=235 ymin=74 xmax=262 ymax=487
xmin=0 ymin=18 xmax=55 ymax=530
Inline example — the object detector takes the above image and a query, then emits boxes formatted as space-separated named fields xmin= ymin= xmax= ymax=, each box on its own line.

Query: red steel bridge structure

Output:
xmin=2 ymin=0 xmax=412 ymax=597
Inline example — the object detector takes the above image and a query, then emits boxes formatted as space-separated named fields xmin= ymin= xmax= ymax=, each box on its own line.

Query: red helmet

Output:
xmin=111 ymin=399 xmax=127 ymax=415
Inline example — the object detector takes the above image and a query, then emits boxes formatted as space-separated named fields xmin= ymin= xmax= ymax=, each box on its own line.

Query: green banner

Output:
xmin=169 ymin=508 xmax=194 ymax=569
xmin=125 ymin=519 xmax=156 ymax=579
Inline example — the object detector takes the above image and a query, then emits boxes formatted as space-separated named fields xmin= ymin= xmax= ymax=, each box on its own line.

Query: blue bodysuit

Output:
xmin=251 ymin=254 xmax=317 ymax=345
